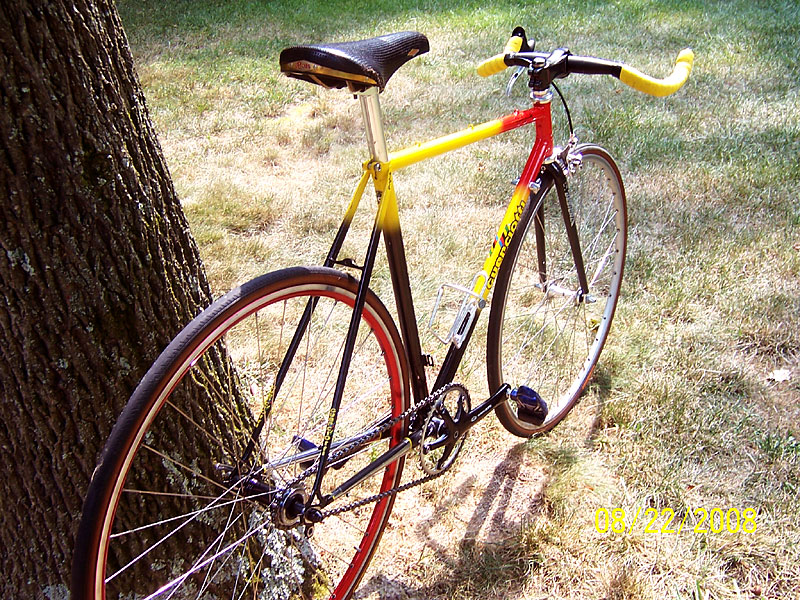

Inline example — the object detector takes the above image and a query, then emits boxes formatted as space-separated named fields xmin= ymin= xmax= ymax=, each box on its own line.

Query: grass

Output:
xmin=119 ymin=0 xmax=799 ymax=598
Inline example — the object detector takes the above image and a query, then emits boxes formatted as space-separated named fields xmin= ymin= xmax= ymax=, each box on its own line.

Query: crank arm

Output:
xmin=461 ymin=384 xmax=512 ymax=432
xmin=327 ymin=384 xmax=510 ymax=504
xmin=324 ymin=383 xmax=511 ymax=500
xmin=303 ymin=385 xmax=512 ymax=522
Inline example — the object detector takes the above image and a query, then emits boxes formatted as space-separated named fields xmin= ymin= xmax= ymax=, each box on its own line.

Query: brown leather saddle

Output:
xmin=280 ymin=31 xmax=429 ymax=92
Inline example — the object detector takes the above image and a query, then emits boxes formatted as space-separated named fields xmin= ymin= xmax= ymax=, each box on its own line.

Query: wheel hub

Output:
xmin=273 ymin=487 xmax=309 ymax=529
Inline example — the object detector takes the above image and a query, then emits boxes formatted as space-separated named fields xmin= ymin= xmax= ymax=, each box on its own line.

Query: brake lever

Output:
xmin=505 ymin=66 xmax=526 ymax=97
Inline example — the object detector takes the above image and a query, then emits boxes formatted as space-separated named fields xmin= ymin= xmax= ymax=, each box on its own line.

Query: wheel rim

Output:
xmin=498 ymin=149 xmax=625 ymax=431
xmin=90 ymin=277 xmax=406 ymax=599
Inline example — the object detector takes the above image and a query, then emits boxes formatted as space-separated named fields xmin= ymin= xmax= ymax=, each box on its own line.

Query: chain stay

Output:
xmin=283 ymin=383 xmax=465 ymax=520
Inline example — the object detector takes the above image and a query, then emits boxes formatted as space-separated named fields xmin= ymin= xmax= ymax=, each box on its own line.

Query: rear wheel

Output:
xmin=72 ymin=266 xmax=408 ymax=600
xmin=487 ymin=145 xmax=626 ymax=436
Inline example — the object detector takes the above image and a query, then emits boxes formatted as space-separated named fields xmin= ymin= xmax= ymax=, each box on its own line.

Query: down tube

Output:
xmin=475 ymin=104 xmax=554 ymax=299
xmin=432 ymin=103 xmax=554 ymax=390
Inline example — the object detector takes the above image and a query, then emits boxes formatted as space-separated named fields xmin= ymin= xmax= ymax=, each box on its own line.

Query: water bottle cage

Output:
xmin=428 ymin=272 xmax=488 ymax=348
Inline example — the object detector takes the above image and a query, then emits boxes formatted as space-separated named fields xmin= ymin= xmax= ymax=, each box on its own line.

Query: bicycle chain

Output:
xmin=281 ymin=382 xmax=465 ymax=520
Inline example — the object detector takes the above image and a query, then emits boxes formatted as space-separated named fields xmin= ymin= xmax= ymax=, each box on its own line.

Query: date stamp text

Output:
xmin=594 ymin=507 xmax=758 ymax=535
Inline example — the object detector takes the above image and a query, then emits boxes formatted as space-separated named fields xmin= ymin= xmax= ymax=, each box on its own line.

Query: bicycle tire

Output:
xmin=71 ymin=266 xmax=409 ymax=600
xmin=487 ymin=144 xmax=626 ymax=436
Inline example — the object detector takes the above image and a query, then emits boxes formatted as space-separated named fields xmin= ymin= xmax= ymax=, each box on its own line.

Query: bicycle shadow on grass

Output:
xmin=358 ymin=370 xmax=614 ymax=599
xmin=358 ymin=442 xmax=547 ymax=599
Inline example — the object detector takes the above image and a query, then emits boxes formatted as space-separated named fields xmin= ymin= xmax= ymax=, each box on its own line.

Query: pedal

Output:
xmin=510 ymin=386 xmax=548 ymax=426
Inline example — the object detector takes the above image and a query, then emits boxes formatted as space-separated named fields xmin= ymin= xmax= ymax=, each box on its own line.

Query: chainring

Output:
xmin=419 ymin=383 xmax=471 ymax=475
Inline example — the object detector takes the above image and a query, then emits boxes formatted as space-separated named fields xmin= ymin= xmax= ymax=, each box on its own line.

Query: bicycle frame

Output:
xmin=268 ymin=87 xmax=565 ymax=511
xmin=331 ymin=87 xmax=555 ymax=394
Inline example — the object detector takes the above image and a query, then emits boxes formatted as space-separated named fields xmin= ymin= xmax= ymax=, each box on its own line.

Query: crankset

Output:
xmin=420 ymin=383 xmax=471 ymax=475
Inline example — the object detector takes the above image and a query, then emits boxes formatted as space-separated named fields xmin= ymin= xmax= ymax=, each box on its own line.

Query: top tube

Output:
xmin=386 ymin=107 xmax=541 ymax=172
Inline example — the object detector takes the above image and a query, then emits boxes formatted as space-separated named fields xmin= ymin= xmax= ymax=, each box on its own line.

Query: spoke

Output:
xmin=141 ymin=444 xmax=229 ymax=494
xmin=140 ymin=516 xmax=270 ymax=600
xmin=299 ymin=304 xmax=311 ymax=434
xmin=319 ymin=544 xmax=354 ymax=568
xmin=193 ymin=493 xmax=251 ymax=600
xmin=189 ymin=355 xmax=265 ymax=465
xmin=266 ymin=298 xmax=340 ymax=460
xmin=234 ymin=542 xmax=271 ymax=600
xmin=108 ymin=490 xmax=242 ymax=585
xmin=108 ymin=468 xmax=276 ymax=582
xmin=273 ymin=313 xmax=383 ymax=469
xmin=330 ymin=511 xmax=369 ymax=536
xmin=113 ymin=484 xmax=274 ymax=539
xmin=119 ymin=489 xmax=220 ymax=501
xmin=520 ymin=296 xmax=577 ymax=391
xmin=589 ymin=232 xmax=618 ymax=288
xmin=557 ymin=300 xmax=581 ymax=399
xmin=507 ymin=287 xmax=576 ymax=390
xmin=281 ymin=533 xmax=315 ymax=600
xmin=165 ymin=399 xmax=237 ymax=459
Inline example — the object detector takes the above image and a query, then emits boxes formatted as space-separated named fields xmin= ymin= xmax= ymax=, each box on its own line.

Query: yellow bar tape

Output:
xmin=619 ymin=49 xmax=695 ymax=97
xmin=476 ymin=35 xmax=524 ymax=77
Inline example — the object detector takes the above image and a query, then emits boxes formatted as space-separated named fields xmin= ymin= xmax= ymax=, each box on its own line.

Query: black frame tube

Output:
xmin=384 ymin=223 xmax=430 ymax=404
xmin=309 ymin=216 xmax=385 ymax=504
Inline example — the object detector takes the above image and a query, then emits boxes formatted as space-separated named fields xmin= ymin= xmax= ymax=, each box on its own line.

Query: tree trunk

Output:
xmin=0 ymin=1 xmax=213 ymax=595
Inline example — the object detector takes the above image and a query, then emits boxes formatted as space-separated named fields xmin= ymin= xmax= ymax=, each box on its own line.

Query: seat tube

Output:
xmin=358 ymin=87 xmax=389 ymax=163
xmin=359 ymin=87 xmax=431 ymax=402
xmin=307 ymin=86 xmax=393 ymax=506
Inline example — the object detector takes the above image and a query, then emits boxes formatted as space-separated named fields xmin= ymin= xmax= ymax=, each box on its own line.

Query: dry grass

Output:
xmin=119 ymin=0 xmax=799 ymax=598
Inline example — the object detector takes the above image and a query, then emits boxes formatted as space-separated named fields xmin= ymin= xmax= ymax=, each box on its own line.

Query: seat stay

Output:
xmin=309 ymin=186 xmax=387 ymax=506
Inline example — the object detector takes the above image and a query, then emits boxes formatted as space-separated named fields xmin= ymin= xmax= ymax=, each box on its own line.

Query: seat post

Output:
xmin=357 ymin=86 xmax=389 ymax=163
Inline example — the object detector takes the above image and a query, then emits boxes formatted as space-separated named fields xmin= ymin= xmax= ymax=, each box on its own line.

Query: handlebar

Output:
xmin=477 ymin=29 xmax=694 ymax=97
xmin=617 ymin=48 xmax=694 ymax=96
xmin=476 ymin=33 xmax=524 ymax=77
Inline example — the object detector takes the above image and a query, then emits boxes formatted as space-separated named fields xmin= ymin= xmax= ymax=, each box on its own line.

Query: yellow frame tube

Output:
xmin=355 ymin=116 xmax=518 ymax=237
xmin=344 ymin=170 xmax=371 ymax=223
xmin=350 ymin=107 xmax=546 ymax=303
xmin=387 ymin=118 xmax=507 ymax=171
xmin=474 ymin=182 xmax=529 ymax=297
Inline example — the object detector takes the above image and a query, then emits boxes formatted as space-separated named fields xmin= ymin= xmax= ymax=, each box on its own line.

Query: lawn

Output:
xmin=118 ymin=0 xmax=799 ymax=597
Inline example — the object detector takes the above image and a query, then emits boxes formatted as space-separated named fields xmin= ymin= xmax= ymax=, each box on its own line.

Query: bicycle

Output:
xmin=71 ymin=26 xmax=693 ymax=600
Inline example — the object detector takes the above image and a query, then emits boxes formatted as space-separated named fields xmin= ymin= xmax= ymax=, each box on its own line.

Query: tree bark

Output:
xmin=0 ymin=1 xmax=213 ymax=595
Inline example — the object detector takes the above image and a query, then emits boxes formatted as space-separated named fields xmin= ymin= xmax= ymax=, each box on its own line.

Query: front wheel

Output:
xmin=71 ymin=266 xmax=409 ymax=600
xmin=487 ymin=144 xmax=627 ymax=437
